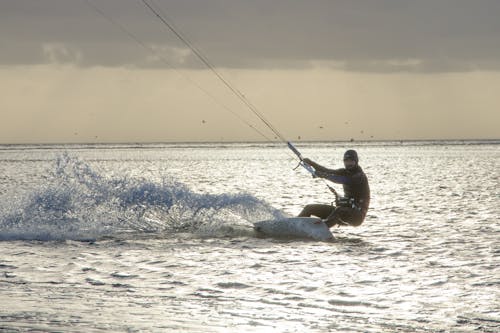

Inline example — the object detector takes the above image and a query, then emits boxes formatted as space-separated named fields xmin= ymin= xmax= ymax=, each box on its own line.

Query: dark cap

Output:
xmin=343 ymin=149 xmax=358 ymax=163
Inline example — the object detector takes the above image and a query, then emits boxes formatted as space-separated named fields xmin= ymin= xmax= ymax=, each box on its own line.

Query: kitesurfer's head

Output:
xmin=343 ymin=149 xmax=358 ymax=169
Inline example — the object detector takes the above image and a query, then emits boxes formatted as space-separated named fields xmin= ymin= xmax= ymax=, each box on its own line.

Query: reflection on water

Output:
xmin=0 ymin=141 xmax=499 ymax=332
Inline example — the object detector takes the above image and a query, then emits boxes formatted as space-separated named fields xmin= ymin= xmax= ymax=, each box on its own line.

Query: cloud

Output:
xmin=2 ymin=65 xmax=499 ymax=143
xmin=42 ymin=43 xmax=83 ymax=65
xmin=1 ymin=0 xmax=500 ymax=72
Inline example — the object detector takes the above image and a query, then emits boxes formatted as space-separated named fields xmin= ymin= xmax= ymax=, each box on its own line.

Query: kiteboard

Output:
xmin=254 ymin=217 xmax=334 ymax=241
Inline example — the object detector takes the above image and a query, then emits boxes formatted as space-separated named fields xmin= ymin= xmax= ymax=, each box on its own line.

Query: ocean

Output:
xmin=0 ymin=141 xmax=498 ymax=332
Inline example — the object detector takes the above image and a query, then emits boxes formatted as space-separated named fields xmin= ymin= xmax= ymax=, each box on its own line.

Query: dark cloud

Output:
xmin=1 ymin=0 xmax=500 ymax=72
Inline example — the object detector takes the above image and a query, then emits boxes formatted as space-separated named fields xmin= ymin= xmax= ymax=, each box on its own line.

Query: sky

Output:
xmin=1 ymin=0 xmax=499 ymax=143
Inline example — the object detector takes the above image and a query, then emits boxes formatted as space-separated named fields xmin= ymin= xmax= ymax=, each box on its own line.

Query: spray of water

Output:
xmin=0 ymin=154 xmax=285 ymax=241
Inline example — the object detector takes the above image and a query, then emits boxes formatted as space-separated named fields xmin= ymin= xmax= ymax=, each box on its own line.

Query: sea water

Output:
xmin=0 ymin=141 xmax=498 ymax=332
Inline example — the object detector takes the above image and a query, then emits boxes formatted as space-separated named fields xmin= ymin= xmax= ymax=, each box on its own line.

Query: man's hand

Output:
xmin=315 ymin=170 xmax=328 ymax=179
xmin=302 ymin=158 xmax=313 ymax=165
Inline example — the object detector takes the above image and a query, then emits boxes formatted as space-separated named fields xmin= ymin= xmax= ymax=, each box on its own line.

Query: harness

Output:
xmin=332 ymin=190 xmax=365 ymax=213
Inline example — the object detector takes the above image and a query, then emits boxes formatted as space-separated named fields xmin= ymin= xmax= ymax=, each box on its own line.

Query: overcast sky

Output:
xmin=1 ymin=0 xmax=499 ymax=143
xmin=3 ymin=0 xmax=500 ymax=71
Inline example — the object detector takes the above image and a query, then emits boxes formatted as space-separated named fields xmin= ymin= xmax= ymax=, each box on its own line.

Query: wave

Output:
xmin=0 ymin=153 xmax=285 ymax=241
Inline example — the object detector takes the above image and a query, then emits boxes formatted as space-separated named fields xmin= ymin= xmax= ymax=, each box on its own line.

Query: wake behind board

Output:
xmin=254 ymin=217 xmax=334 ymax=241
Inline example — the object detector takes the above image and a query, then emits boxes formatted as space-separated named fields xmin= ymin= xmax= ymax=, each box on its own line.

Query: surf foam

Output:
xmin=0 ymin=154 xmax=284 ymax=241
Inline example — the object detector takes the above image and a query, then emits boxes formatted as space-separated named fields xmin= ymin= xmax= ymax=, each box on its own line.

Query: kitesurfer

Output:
xmin=298 ymin=150 xmax=370 ymax=227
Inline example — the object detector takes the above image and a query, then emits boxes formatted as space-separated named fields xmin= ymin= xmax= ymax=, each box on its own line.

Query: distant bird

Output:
xmin=319 ymin=126 xmax=323 ymax=129
xmin=201 ymin=120 xmax=206 ymax=124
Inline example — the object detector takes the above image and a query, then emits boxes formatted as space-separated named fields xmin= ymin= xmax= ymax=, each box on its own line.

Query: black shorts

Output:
xmin=299 ymin=204 xmax=365 ymax=227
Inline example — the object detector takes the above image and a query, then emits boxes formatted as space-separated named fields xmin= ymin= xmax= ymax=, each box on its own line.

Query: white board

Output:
xmin=254 ymin=217 xmax=334 ymax=241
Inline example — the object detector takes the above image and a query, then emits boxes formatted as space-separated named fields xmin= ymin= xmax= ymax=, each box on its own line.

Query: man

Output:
xmin=298 ymin=149 xmax=370 ymax=227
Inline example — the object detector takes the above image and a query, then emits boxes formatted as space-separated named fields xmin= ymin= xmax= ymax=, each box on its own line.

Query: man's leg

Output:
xmin=298 ymin=204 xmax=335 ymax=219
xmin=326 ymin=207 xmax=364 ymax=227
